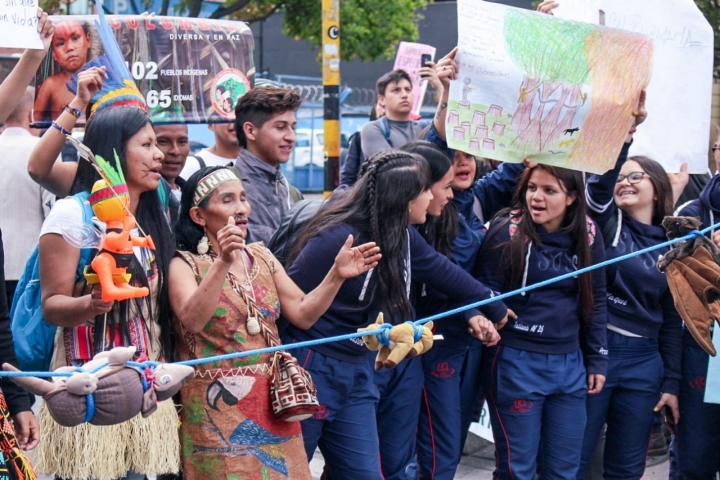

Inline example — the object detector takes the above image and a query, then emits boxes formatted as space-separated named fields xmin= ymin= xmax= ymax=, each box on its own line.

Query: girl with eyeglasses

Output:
xmin=577 ymin=94 xmax=683 ymax=479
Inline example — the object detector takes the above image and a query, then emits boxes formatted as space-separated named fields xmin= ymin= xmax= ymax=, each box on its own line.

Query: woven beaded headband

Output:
xmin=193 ymin=169 xmax=239 ymax=207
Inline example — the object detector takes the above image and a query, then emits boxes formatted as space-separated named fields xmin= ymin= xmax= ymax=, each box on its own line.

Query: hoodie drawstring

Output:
xmin=521 ymin=241 xmax=532 ymax=296
xmin=611 ymin=209 xmax=622 ymax=248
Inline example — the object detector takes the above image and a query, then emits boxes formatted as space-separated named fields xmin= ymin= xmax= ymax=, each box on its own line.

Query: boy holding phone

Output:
xmin=359 ymin=69 xmax=425 ymax=159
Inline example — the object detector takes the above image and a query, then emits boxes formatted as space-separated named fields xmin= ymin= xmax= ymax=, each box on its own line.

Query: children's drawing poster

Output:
xmin=393 ymin=42 xmax=436 ymax=118
xmin=447 ymin=0 xmax=653 ymax=174
xmin=554 ymin=0 xmax=714 ymax=174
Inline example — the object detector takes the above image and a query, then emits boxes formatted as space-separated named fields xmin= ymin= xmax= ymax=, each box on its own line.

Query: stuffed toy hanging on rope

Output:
xmin=3 ymin=347 xmax=194 ymax=427
xmin=658 ymin=216 xmax=720 ymax=356
xmin=84 ymin=152 xmax=155 ymax=302
xmin=358 ymin=313 xmax=435 ymax=370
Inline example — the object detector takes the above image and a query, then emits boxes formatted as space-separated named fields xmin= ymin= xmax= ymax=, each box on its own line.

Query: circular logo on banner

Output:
xmin=328 ymin=26 xmax=339 ymax=39
xmin=210 ymin=69 xmax=251 ymax=119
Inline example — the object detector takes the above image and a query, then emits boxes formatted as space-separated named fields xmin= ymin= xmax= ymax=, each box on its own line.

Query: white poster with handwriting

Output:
xmin=554 ymin=0 xmax=713 ymax=174
xmin=447 ymin=0 xmax=652 ymax=174
xmin=0 ymin=0 xmax=43 ymax=49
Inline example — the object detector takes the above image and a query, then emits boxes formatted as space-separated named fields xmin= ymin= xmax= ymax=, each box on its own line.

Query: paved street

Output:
xmin=310 ymin=432 xmax=671 ymax=479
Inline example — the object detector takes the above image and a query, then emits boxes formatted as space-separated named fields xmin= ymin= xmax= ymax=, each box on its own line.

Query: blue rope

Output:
xmin=375 ymin=323 xmax=392 ymax=346
xmin=125 ymin=361 xmax=157 ymax=392
xmin=408 ymin=321 xmax=424 ymax=342
xmin=0 ymin=225 xmax=713 ymax=377
xmin=84 ymin=392 xmax=95 ymax=423
xmin=73 ymin=367 xmax=96 ymax=423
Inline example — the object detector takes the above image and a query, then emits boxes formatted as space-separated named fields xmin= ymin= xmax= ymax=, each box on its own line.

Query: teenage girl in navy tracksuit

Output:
xmin=670 ymin=138 xmax=720 ymax=479
xmin=371 ymin=140 xmax=459 ymax=480
xmin=283 ymin=150 xmax=510 ymax=480
xmin=474 ymin=164 xmax=608 ymax=480
xmin=414 ymin=126 xmax=523 ymax=479
xmin=578 ymin=120 xmax=683 ymax=478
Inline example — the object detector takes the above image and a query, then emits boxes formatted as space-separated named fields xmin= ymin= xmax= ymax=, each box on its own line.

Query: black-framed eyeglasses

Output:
xmin=712 ymin=145 xmax=720 ymax=152
xmin=616 ymin=172 xmax=649 ymax=184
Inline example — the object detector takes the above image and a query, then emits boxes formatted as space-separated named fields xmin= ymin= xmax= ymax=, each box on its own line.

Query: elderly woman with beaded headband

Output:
xmin=282 ymin=149 xmax=510 ymax=479
xmin=169 ymin=166 xmax=382 ymax=479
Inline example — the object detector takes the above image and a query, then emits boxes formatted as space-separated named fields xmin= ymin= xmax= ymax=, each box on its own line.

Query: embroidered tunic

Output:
xmin=175 ymin=243 xmax=311 ymax=480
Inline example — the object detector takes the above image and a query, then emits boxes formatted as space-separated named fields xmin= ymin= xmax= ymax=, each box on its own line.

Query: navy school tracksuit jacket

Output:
xmin=417 ymin=123 xmax=525 ymax=337
xmin=474 ymin=215 xmax=609 ymax=377
xmin=585 ymin=143 xmax=682 ymax=395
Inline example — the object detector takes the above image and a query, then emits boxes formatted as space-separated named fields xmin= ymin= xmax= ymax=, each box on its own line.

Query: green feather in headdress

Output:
xmin=94 ymin=149 xmax=127 ymax=188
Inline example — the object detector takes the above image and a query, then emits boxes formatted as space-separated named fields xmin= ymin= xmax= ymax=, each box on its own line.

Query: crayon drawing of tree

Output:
xmin=504 ymin=10 xmax=653 ymax=172
xmin=504 ymin=11 xmax=594 ymax=153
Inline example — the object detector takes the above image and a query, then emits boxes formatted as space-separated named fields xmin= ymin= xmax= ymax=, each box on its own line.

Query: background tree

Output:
xmin=38 ymin=0 xmax=428 ymax=62
xmin=177 ymin=0 xmax=430 ymax=62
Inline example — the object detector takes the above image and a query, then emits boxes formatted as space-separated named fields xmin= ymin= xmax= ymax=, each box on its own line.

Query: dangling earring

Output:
xmin=408 ymin=207 xmax=412 ymax=215
xmin=197 ymin=231 xmax=209 ymax=255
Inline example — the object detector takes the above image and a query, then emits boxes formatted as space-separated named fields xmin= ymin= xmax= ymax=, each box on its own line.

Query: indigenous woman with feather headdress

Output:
xmin=27 ymin=8 xmax=181 ymax=480
xmin=34 ymin=105 xmax=179 ymax=480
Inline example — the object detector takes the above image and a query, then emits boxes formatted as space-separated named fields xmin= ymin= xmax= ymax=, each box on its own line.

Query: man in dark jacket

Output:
xmin=233 ymin=86 xmax=304 ymax=244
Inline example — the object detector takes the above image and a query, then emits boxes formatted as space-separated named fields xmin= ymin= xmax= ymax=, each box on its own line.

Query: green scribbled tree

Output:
xmin=529 ymin=0 xmax=720 ymax=77
xmin=504 ymin=9 xmax=595 ymax=150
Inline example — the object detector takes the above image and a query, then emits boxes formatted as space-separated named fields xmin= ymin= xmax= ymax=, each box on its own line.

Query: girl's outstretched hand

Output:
xmin=333 ymin=235 xmax=381 ymax=279
xmin=435 ymin=47 xmax=459 ymax=87
xmin=37 ymin=8 xmax=55 ymax=52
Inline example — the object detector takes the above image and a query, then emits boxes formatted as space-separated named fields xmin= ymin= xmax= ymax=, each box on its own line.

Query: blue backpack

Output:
xmin=10 ymin=192 xmax=95 ymax=372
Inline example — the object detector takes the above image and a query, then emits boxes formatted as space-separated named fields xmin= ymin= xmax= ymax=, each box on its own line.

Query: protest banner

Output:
xmin=33 ymin=15 xmax=254 ymax=127
xmin=447 ymin=0 xmax=652 ymax=174
xmin=554 ymin=0 xmax=714 ymax=174
xmin=0 ymin=0 xmax=44 ymax=50
xmin=393 ymin=41 xmax=436 ymax=118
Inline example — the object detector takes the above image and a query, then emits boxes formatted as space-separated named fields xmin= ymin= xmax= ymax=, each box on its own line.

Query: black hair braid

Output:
xmin=290 ymin=149 xmax=429 ymax=322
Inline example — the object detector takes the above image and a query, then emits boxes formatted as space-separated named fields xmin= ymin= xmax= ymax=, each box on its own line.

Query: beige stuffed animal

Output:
xmin=358 ymin=313 xmax=435 ymax=370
